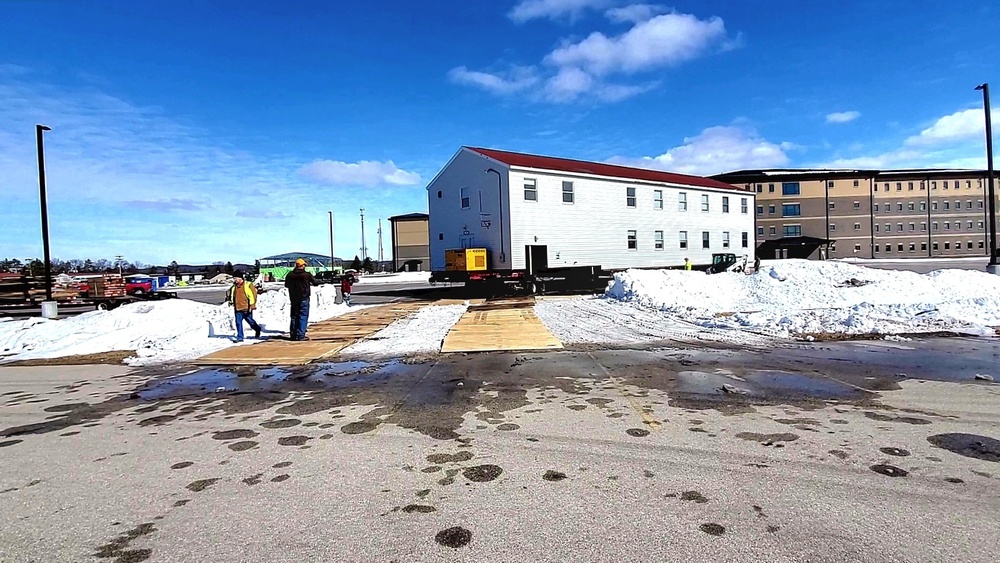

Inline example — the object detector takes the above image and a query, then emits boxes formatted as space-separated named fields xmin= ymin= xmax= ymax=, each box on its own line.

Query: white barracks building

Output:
xmin=427 ymin=147 xmax=755 ymax=274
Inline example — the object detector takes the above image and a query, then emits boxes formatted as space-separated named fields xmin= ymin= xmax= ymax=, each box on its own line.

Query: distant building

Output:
xmin=389 ymin=213 xmax=429 ymax=271
xmin=258 ymin=251 xmax=336 ymax=280
xmin=711 ymin=169 xmax=992 ymax=259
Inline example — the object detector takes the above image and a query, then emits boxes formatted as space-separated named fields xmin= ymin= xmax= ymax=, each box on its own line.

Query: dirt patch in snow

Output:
xmin=2 ymin=350 xmax=136 ymax=366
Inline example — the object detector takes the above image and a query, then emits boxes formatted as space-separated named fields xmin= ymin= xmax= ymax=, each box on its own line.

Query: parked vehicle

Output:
xmin=707 ymin=253 xmax=748 ymax=274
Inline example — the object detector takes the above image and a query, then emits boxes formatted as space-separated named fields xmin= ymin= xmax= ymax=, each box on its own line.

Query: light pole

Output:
xmin=976 ymin=83 xmax=997 ymax=272
xmin=359 ymin=208 xmax=368 ymax=261
xmin=36 ymin=124 xmax=55 ymax=315
xmin=115 ymin=254 xmax=124 ymax=276
xmin=327 ymin=211 xmax=342 ymax=272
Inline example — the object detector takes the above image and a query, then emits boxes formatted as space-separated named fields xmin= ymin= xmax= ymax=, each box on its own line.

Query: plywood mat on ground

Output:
xmin=195 ymin=303 xmax=423 ymax=365
xmin=441 ymin=299 xmax=563 ymax=353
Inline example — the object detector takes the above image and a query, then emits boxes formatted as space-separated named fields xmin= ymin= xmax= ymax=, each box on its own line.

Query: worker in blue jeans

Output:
xmin=284 ymin=258 xmax=319 ymax=341
xmin=228 ymin=271 xmax=261 ymax=342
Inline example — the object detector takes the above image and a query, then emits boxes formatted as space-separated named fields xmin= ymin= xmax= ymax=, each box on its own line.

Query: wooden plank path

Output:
xmin=440 ymin=297 xmax=563 ymax=353
xmin=193 ymin=303 xmax=424 ymax=366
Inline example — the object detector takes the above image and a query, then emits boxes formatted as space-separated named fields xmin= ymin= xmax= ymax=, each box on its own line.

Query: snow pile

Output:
xmin=0 ymin=285 xmax=350 ymax=365
xmin=342 ymin=304 xmax=467 ymax=358
xmin=605 ymin=260 xmax=1000 ymax=337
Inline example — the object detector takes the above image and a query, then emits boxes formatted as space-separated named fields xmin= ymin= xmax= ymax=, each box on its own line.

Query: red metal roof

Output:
xmin=467 ymin=147 xmax=743 ymax=192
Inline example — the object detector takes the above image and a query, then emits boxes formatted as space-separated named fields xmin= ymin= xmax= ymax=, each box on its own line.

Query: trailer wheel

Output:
xmin=95 ymin=301 xmax=110 ymax=311
xmin=130 ymin=288 xmax=145 ymax=296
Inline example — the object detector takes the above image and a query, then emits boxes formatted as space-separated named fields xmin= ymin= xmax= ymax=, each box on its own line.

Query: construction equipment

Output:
xmin=707 ymin=253 xmax=748 ymax=274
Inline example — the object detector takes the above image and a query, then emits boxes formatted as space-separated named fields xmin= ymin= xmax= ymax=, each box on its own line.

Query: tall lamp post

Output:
xmin=328 ymin=211 xmax=335 ymax=270
xmin=976 ymin=83 xmax=998 ymax=273
xmin=35 ymin=124 xmax=57 ymax=317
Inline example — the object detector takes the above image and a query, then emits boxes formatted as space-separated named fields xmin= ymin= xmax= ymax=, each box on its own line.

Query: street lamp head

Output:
xmin=37 ymin=124 xmax=51 ymax=131
xmin=976 ymin=84 xmax=987 ymax=91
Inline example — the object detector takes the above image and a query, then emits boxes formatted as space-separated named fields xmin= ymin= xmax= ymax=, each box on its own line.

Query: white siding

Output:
xmin=426 ymin=149 xmax=511 ymax=271
xmin=427 ymin=148 xmax=756 ymax=273
xmin=507 ymin=169 xmax=755 ymax=269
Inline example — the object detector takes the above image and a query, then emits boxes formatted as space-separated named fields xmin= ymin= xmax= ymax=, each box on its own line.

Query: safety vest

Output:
xmin=229 ymin=283 xmax=256 ymax=307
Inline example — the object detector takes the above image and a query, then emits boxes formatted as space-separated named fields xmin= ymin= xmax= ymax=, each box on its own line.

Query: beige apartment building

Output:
xmin=388 ymin=213 xmax=429 ymax=271
xmin=711 ymin=169 xmax=993 ymax=259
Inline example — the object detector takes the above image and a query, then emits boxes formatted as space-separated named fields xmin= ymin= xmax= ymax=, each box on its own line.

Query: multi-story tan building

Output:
xmin=389 ymin=213 xmax=429 ymax=271
xmin=711 ymin=169 xmax=993 ymax=259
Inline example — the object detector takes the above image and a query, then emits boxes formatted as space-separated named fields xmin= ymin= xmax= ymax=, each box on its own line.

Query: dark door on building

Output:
xmin=525 ymin=245 xmax=548 ymax=275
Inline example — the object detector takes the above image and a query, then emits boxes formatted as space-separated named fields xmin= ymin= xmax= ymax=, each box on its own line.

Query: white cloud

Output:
xmin=297 ymin=159 xmax=421 ymax=187
xmin=546 ymin=12 xmax=728 ymax=75
xmin=447 ymin=66 xmax=539 ymax=95
xmin=826 ymin=111 xmax=860 ymax=124
xmin=904 ymin=108 xmax=996 ymax=147
xmin=609 ymin=126 xmax=791 ymax=175
xmin=508 ymin=0 xmax=614 ymax=23
xmin=604 ymin=4 xmax=668 ymax=24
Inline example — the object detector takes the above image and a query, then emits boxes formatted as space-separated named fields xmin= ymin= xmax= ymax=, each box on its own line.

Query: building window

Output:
xmin=885 ymin=244 xmax=892 ymax=253
xmin=979 ymin=200 xmax=984 ymax=209
xmin=943 ymin=181 xmax=949 ymax=189
xmin=769 ymin=205 xmax=776 ymax=215
xmin=872 ymin=224 xmax=877 ymax=232
xmin=769 ymin=226 xmax=776 ymax=235
xmin=654 ymin=230 xmax=664 ymax=250
xmin=460 ymin=187 xmax=470 ymax=209
xmin=980 ymin=241 xmax=986 ymax=249
xmin=757 ymin=226 xmax=764 ymax=236
xmin=722 ymin=232 xmax=730 ymax=248
xmin=967 ymin=181 xmax=972 ymax=188
xmin=875 ymin=244 xmax=880 ymax=253
xmin=854 ymin=201 xmax=861 ymax=209
xmin=920 ymin=181 xmax=926 ymax=190
xmin=967 ymin=221 xmax=973 ymax=229
xmin=933 ymin=242 xmax=939 ymax=251
xmin=896 ymin=182 xmax=902 ymax=191
xmin=944 ymin=242 xmax=951 ymax=250
xmin=909 ymin=243 xmax=915 ymax=252
xmin=854 ymin=223 xmax=861 ymax=231
xmin=769 ymin=183 xmax=775 ymax=193
xmin=701 ymin=194 xmax=710 ymax=212
xmin=437 ymin=190 xmax=442 ymax=198
xmin=702 ymin=231 xmax=710 ymax=249
xmin=783 ymin=225 xmax=802 ymax=237
xmin=653 ymin=190 xmax=663 ymax=209
xmin=874 ymin=204 xmax=879 ymax=212
xmin=932 ymin=181 xmax=937 ymax=189
xmin=678 ymin=192 xmax=687 ymax=211
xmin=979 ymin=221 xmax=985 ymax=229
xmin=968 ymin=241 xmax=974 ymax=249
xmin=884 ymin=183 xmax=890 ymax=191
xmin=722 ymin=196 xmax=730 ymax=213
xmin=438 ymin=233 xmax=444 ymax=240
xmin=919 ymin=201 xmax=926 ymax=211
xmin=909 ymin=222 xmax=915 ymax=231
xmin=831 ymin=224 xmax=838 ymax=232
xmin=967 ymin=200 xmax=973 ymax=209
xmin=933 ymin=222 xmax=938 ymax=231
xmin=908 ymin=202 xmax=915 ymax=211
xmin=524 ymin=178 xmax=537 ymax=201
xmin=945 ymin=202 xmax=951 ymax=210
xmin=562 ymin=181 xmax=574 ymax=203
xmin=908 ymin=182 xmax=914 ymax=190
xmin=626 ymin=187 xmax=636 ymax=208
xmin=782 ymin=203 xmax=801 ymax=216
xmin=742 ymin=232 xmax=748 ymax=248
xmin=897 ymin=223 xmax=903 ymax=232
xmin=955 ymin=200 xmax=961 ymax=209
xmin=921 ymin=222 xmax=926 ymax=231
xmin=782 ymin=182 xmax=800 ymax=195
xmin=829 ymin=202 xmax=836 ymax=210
xmin=921 ymin=242 xmax=927 ymax=251
xmin=955 ymin=221 xmax=961 ymax=230
xmin=741 ymin=198 xmax=748 ymax=214
xmin=756 ymin=184 xmax=763 ymax=193
xmin=885 ymin=205 xmax=891 ymax=214
xmin=885 ymin=223 xmax=891 ymax=232
xmin=898 ymin=244 xmax=904 ymax=252
xmin=897 ymin=203 xmax=903 ymax=211
xmin=853 ymin=180 xmax=860 ymax=187
xmin=944 ymin=222 xmax=950 ymax=230
xmin=932 ymin=202 xmax=938 ymax=211
xmin=757 ymin=205 xmax=764 ymax=215
xmin=679 ymin=231 xmax=688 ymax=249
xmin=855 ymin=244 xmax=862 ymax=252
xmin=827 ymin=180 xmax=834 ymax=188
xmin=627 ymin=230 xmax=637 ymax=250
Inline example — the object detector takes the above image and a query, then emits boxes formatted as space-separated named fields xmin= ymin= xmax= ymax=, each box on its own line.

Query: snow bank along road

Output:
xmin=3 ymin=259 xmax=1000 ymax=366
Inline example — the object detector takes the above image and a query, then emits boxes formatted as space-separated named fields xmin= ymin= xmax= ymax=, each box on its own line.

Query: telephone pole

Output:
xmin=328 ymin=211 xmax=335 ymax=270
xmin=377 ymin=218 xmax=384 ymax=271
xmin=359 ymin=208 xmax=368 ymax=261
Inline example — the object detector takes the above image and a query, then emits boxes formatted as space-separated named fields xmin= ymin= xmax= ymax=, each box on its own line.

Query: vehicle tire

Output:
xmin=131 ymin=289 xmax=145 ymax=296
xmin=96 ymin=301 xmax=110 ymax=311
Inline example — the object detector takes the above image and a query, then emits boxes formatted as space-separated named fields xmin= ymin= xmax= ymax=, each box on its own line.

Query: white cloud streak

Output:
xmin=297 ymin=160 xmax=421 ymax=187
xmin=447 ymin=66 xmax=539 ymax=95
xmin=508 ymin=0 xmax=614 ymax=23
xmin=609 ymin=126 xmax=791 ymax=176
xmin=826 ymin=111 xmax=860 ymax=124
xmin=604 ymin=4 xmax=668 ymax=23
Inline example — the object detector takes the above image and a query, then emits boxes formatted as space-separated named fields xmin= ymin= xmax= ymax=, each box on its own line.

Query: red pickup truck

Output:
xmin=77 ymin=277 xmax=153 ymax=297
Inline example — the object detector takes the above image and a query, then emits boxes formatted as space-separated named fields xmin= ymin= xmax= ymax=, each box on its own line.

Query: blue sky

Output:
xmin=2 ymin=0 xmax=998 ymax=265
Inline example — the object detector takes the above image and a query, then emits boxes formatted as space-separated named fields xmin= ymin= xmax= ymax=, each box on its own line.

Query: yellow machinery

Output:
xmin=444 ymin=248 xmax=488 ymax=272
